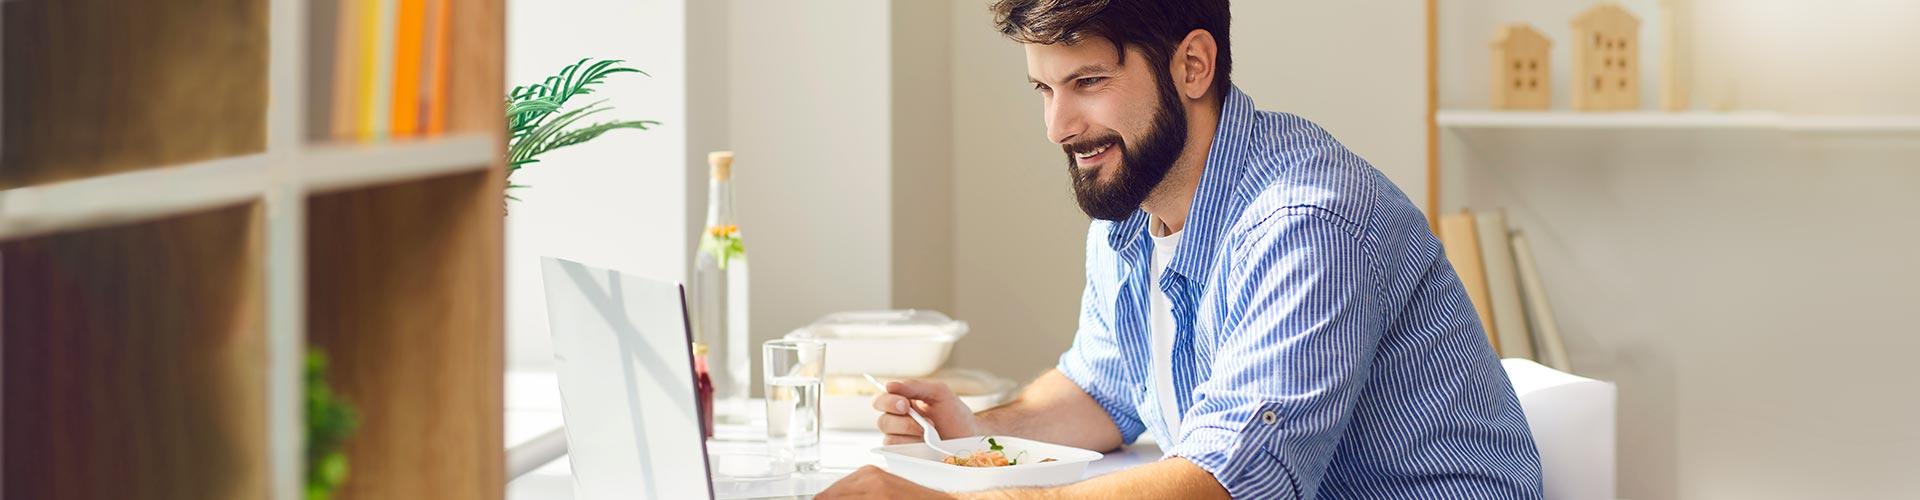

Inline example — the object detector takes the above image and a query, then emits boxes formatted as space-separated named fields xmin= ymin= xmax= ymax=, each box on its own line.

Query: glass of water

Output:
xmin=763 ymin=339 xmax=825 ymax=473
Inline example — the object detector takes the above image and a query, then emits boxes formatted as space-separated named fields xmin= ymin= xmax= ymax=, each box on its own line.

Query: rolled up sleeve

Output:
xmin=1170 ymin=211 xmax=1381 ymax=500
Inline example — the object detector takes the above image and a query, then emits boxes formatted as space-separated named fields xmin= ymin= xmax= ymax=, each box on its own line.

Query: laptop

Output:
xmin=540 ymin=257 xmax=717 ymax=500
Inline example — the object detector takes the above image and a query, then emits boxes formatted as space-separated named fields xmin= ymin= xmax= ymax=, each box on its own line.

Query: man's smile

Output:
xmin=1069 ymin=139 xmax=1119 ymax=168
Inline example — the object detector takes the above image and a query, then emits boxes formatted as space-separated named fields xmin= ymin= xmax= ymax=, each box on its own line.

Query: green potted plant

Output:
xmin=504 ymin=58 xmax=661 ymax=201
xmin=306 ymin=350 xmax=358 ymax=500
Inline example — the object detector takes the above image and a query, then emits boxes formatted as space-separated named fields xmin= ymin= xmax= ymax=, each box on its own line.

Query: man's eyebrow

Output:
xmin=1029 ymin=64 xmax=1117 ymax=86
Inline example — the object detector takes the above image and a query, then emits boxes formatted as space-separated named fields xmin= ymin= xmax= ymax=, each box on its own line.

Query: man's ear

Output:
xmin=1171 ymin=28 xmax=1218 ymax=101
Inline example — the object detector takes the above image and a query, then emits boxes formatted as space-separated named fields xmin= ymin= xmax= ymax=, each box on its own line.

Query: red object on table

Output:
xmin=693 ymin=343 xmax=716 ymax=439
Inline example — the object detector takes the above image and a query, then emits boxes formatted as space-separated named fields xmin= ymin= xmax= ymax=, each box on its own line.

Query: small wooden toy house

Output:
xmin=1490 ymin=24 xmax=1552 ymax=110
xmin=1571 ymin=3 xmax=1642 ymax=111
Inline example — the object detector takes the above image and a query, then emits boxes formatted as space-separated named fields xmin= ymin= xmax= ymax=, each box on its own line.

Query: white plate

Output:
xmin=872 ymin=436 xmax=1104 ymax=492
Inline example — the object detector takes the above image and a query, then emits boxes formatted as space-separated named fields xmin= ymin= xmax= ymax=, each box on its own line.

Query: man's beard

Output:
xmin=1063 ymin=71 xmax=1189 ymax=222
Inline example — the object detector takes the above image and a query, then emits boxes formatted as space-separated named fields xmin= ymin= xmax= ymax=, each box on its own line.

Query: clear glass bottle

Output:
xmin=694 ymin=151 xmax=751 ymax=426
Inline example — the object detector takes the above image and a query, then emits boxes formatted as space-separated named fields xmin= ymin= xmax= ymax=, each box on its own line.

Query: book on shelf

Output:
xmin=422 ymin=0 xmax=451 ymax=135
xmin=364 ymin=0 xmax=396 ymax=141
xmin=329 ymin=0 xmax=361 ymax=142
xmin=389 ymin=0 xmax=426 ymax=137
xmin=1511 ymin=230 xmax=1572 ymax=372
xmin=319 ymin=0 xmax=453 ymax=143
xmin=1438 ymin=211 xmax=1501 ymax=354
xmin=1477 ymin=208 xmax=1535 ymax=360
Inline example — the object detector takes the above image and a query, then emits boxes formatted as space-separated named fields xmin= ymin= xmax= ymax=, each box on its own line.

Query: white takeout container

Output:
xmin=819 ymin=370 xmax=1015 ymax=430
xmin=872 ymin=436 xmax=1105 ymax=492
xmin=784 ymin=310 xmax=967 ymax=376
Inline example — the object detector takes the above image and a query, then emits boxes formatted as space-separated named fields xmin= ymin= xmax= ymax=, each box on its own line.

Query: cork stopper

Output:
xmin=708 ymin=151 xmax=735 ymax=180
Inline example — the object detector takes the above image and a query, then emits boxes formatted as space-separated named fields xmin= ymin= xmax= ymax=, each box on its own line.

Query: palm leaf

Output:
xmin=506 ymin=98 xmax=561 ymax=138
xmin=525 ymin=120 xmax=660 ymax=159
xmin=502 ymin=58 xmax=658 ymax=203
xmin=509 ymin=102 xmax=610 ymax=164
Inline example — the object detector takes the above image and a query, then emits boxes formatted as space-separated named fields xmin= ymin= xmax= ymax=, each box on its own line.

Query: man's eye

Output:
xmin=1033 ymin=82 xmax=1052 ymax=94
xmin=1076 ymin=77 xmax=1106 ymax=88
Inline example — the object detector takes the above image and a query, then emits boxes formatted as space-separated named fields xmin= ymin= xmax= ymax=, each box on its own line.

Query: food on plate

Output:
xmin=940 ymin=437 xmax=1059 ymax=467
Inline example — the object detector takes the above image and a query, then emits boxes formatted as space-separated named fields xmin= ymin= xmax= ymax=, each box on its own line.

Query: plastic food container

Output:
xmin=872 ymin=436 xmax=1105 ymax=492
xmin=818 ymin=369 xmax=1015 ymax=430
xmin=784 ymin=310 xmax=967 ymax=377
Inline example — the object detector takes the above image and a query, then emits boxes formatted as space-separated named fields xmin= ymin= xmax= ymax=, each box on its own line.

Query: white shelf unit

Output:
xmin=1438 ymin=110 xmax=1920 ymax=134
xmin=1428 ymin=2 xmax=1920 ymax=499
xmin=0 ymin=0 xmax=505 ymax=499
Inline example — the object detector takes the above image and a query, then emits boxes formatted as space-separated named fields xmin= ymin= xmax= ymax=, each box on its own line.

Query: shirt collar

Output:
xmin=1105 ymin=85 xmax=1258 ymax=285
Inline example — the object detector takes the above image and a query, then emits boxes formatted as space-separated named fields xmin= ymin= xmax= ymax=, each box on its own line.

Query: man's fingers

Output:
xmin=882 ymin=433 xmax=922 ymax=445
xmin=871 ymin=393 xmax=911 ymax=414
xmin=884 ymin=380 xmax=953 ymax=402
xmin=876 ymin=413 xmax=923 ymax=436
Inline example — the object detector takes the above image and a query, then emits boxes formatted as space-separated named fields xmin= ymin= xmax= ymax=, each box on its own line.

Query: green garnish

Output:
xmin=987 ymin=437 xmax=1003 ymax=452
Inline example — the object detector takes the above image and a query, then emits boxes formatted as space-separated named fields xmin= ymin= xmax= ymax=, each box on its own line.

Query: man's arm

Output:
xmin=873 ymin=369 xmax=1124 ymax=453
xmin=963 ymin=458 xmax=1229 ymax=500
xmin=973 ymin=369 xmax=1124 ymax=452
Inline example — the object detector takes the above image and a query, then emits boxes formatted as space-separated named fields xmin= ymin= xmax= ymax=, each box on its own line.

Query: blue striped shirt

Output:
xmin=1056 ymin=86 xmax=1544 ymax=499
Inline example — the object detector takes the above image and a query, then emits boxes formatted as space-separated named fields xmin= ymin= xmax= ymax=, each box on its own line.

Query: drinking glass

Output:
xmin=763 ymin=339 xmax=825 ymax=473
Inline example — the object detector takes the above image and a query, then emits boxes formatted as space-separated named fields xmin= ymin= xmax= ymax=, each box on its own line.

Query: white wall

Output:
xmin=1688 ymin=0 xmax=1920 ymax=114
xmin=889 ymin=0 xmax=957 ymax=312
xmin=946 ymin=0 xmax=1088 ymax=378
xmin=504 ymin=0 xmax=688 ymax=371
xmin=1439 ymin=1 xmax=1920 ymax=498
xmin=725 ymin=0 xmax=898 ymax=379
xmin=947 ymin=1 xmax=1430 ymax=380
xmin=1230 ymin=2 xmax=1430 ymax=208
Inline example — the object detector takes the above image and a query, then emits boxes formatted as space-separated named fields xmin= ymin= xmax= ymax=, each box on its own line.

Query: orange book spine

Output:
xmin=423 ymin=0 xmax=452 ymax=134
xmin=389 ymin=0 xmax=426 ymax=137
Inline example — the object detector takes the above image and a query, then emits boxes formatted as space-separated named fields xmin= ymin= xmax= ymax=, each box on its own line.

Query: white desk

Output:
xmin=506 ymin=371 xmax=1164 ymax=500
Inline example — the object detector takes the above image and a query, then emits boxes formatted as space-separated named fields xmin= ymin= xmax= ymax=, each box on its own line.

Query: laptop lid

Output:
xmin=540 ymin=257 xmax=715 ymax=500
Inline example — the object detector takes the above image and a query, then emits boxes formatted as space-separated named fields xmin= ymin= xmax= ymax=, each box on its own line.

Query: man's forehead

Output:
xmin=1024 ymin=38 xmax=1129 ymax=83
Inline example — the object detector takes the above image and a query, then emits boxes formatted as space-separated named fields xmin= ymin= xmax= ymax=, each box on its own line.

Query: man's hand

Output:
xmin=814 ymin=465 xmax=955 ymax=500
xmin=872 ymin=380 xmax=979 ymax=445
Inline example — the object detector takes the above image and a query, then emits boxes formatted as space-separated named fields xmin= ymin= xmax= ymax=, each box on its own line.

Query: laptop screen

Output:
xmin=540 ymin=257 xmax=715 ymax=500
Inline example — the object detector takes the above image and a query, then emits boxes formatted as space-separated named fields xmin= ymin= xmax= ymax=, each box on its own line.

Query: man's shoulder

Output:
xmin=1223 ymin=110 xmax=1388 ymax=242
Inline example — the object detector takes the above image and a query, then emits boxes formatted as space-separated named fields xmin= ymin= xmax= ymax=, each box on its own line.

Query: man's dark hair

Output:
xmin=991 ymin=0 xmax=1232 ymax=100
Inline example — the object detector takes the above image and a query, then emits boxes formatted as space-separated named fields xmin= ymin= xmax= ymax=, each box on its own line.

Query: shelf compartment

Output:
xmin=306 ymin=170 xmax=502 ymax=500
xmin=2 ymin=0 xmax=268 ymax=188
xmin=1 ymin=203 xmax=267 ymax=500
xmin=299 ymin=134 xmax=498 ymax=194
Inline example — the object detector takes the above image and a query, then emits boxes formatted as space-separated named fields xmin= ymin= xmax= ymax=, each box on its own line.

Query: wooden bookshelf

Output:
xmin=1 ymin=0 xmax=268 ymax=188
xmin=2 ymin=204 xmax=268 ymax=500
xmin=0 ymin=1 xmax=505 ymax=499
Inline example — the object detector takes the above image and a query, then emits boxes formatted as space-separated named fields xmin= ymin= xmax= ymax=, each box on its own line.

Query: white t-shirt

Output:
xmin=1148 ymin=216 xmax=1184 ymax=436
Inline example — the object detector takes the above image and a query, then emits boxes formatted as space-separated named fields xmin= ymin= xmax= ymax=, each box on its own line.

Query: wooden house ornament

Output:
xmin=1490 ymin=24 xmax=1551 ymax=110
xmin=1571 ymin=3 xmax=1642 ymax=111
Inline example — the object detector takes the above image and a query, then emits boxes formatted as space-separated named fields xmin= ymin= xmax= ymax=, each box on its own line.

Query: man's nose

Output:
xmin=1045 ymin=95 xmax=1085 ymax=145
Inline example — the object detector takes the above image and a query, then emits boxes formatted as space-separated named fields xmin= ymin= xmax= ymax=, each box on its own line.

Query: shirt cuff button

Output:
xmin=1261 ymin=410 xmax=1278 ymax=424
